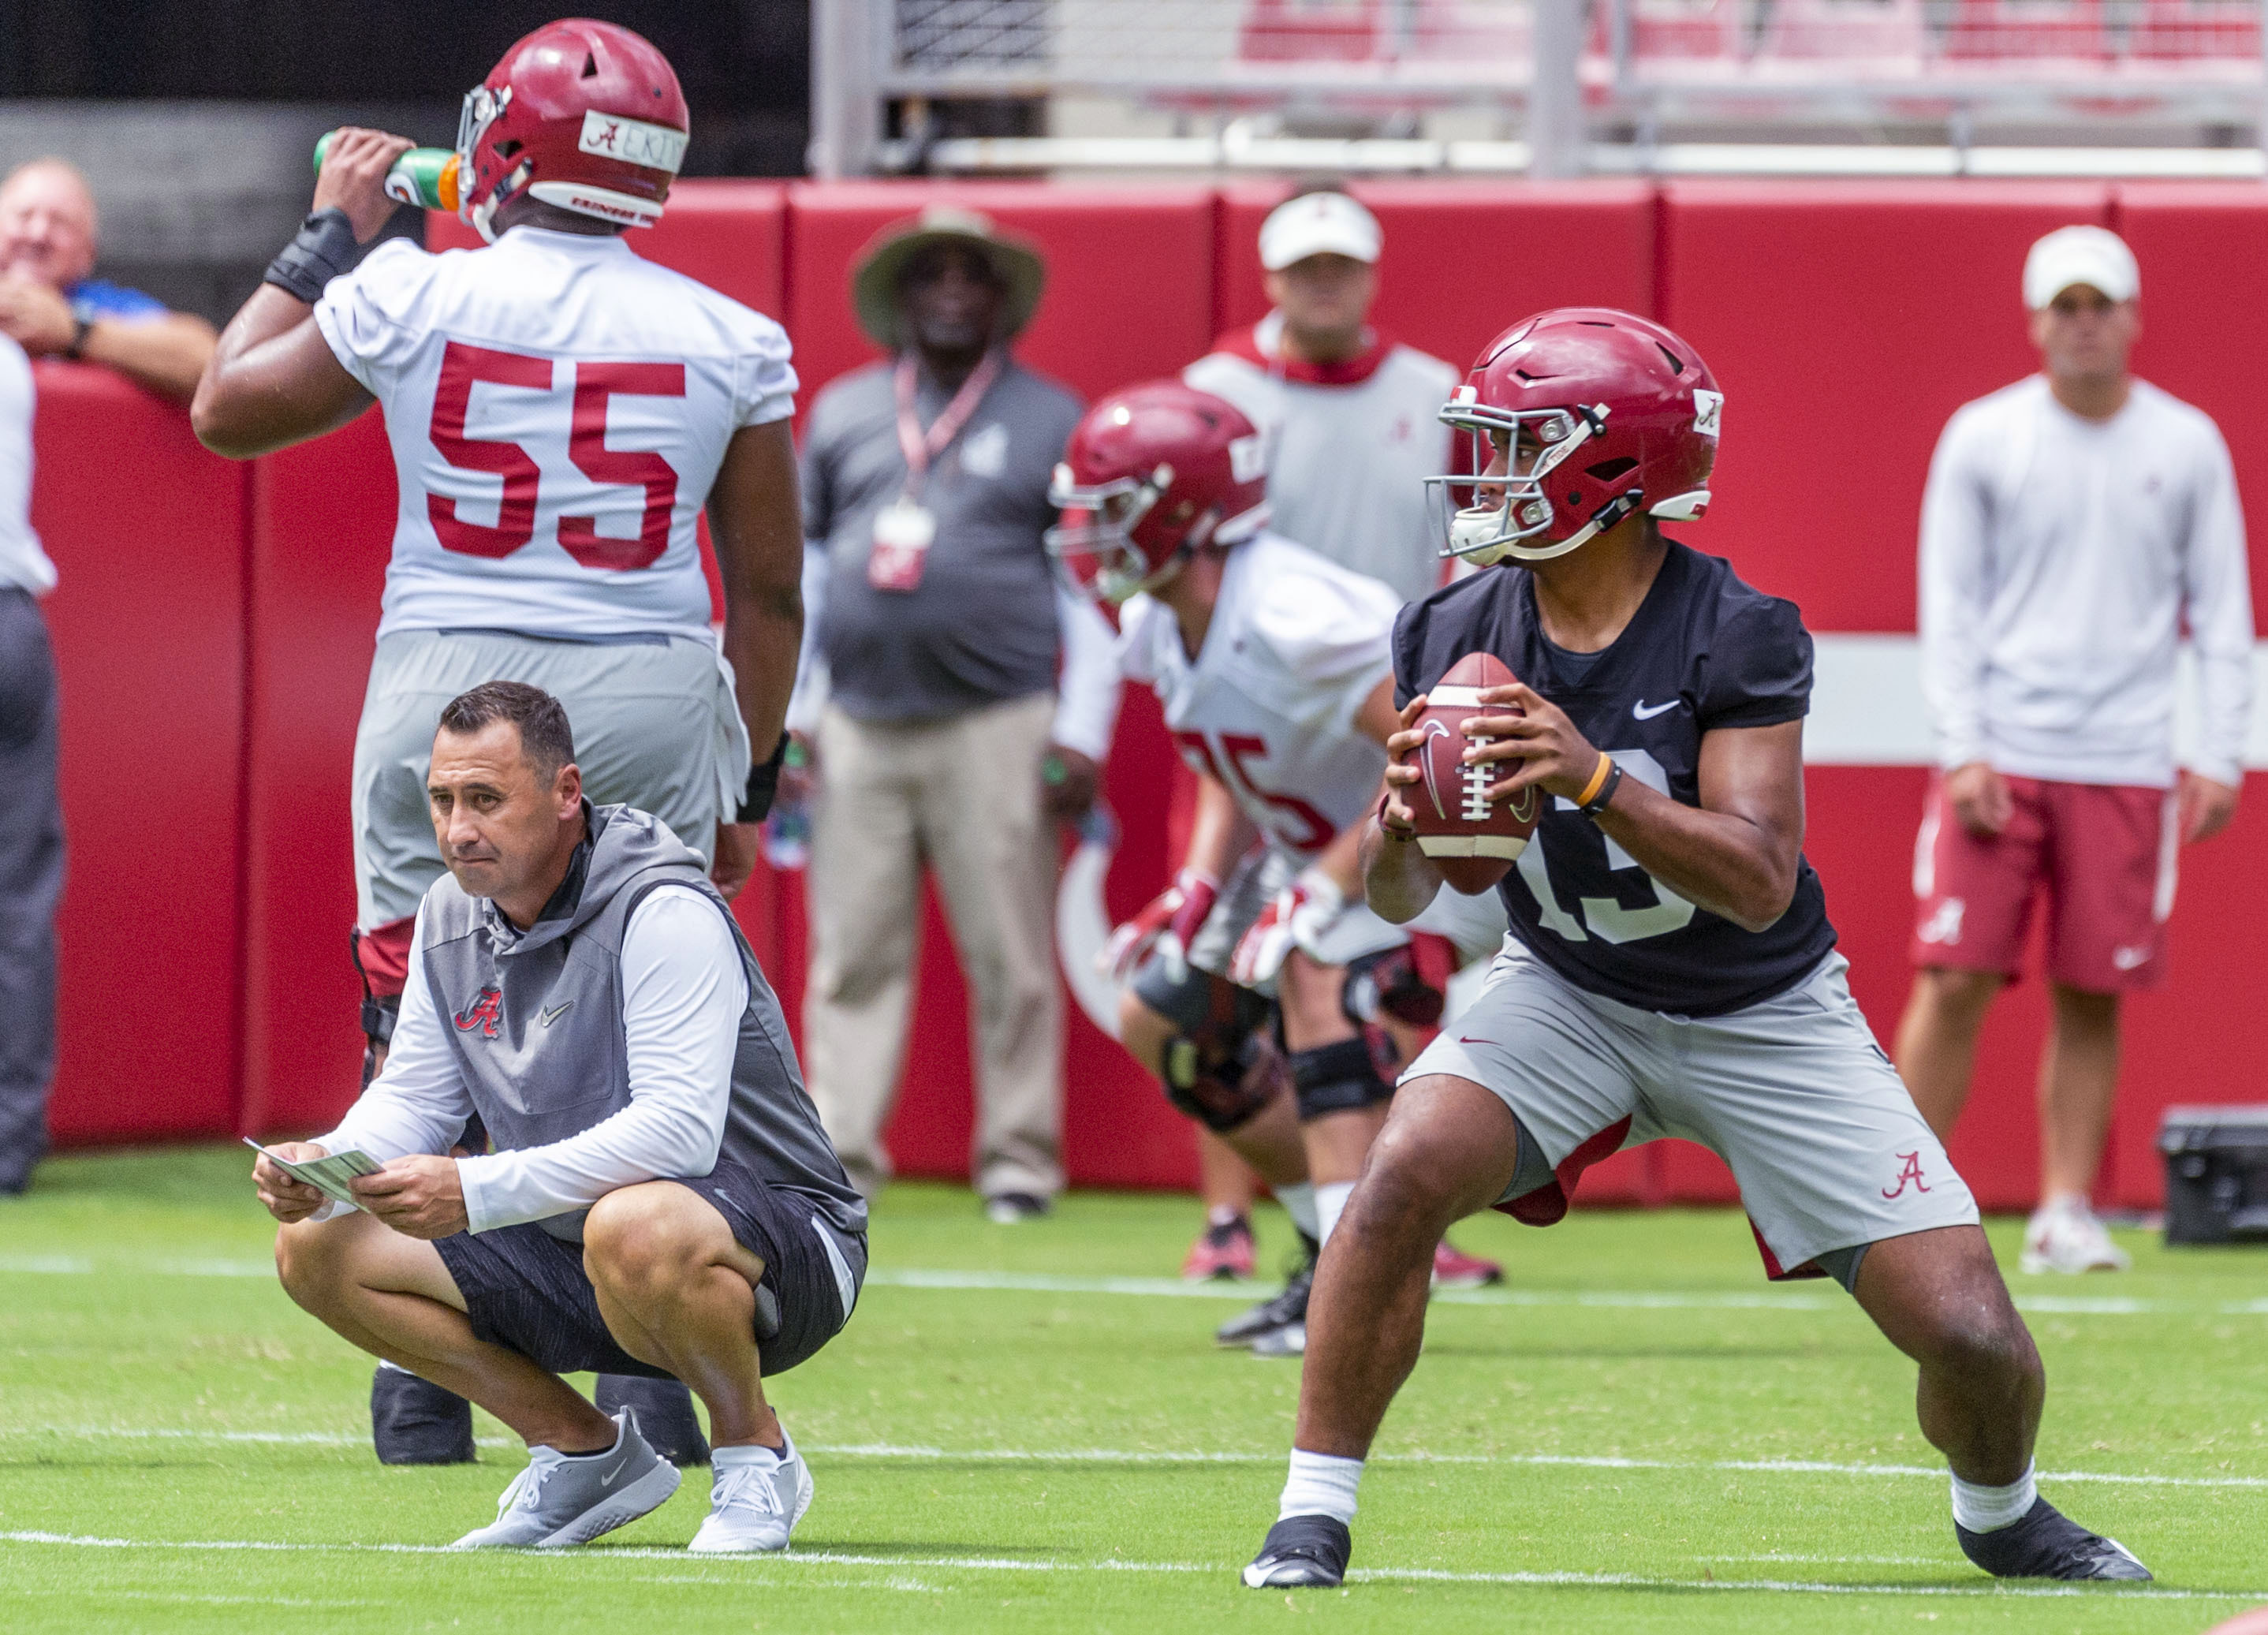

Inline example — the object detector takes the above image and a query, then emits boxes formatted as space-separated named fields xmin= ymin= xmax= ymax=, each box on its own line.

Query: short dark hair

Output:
xmin=436 ymin=681 xmax=576 ymax=776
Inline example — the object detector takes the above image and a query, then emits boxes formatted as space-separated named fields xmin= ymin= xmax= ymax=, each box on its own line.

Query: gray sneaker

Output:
xmin=688 ymin=1436 xmax=815 ymax=1554
xmin=452 ymin=1410 xmax=681 ymax=1549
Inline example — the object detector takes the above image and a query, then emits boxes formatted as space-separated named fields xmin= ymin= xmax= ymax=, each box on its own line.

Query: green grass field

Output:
xmin=3 ymin=1147 xmax=2266 ymax=1633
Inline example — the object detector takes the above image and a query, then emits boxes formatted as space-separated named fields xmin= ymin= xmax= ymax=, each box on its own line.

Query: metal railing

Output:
xmin=809 ymin=0 xmax=2268 ymax=175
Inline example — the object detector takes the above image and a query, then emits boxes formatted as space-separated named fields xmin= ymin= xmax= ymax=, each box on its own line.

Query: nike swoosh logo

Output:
xmin=599 ymin=1463 xmax=622 ymax=1487
xmin=539 ymin=1002 xmax=573 ymax=1028
xmin=1632 ymin=699 xmax=1679 ymax=721
xmin=1458 ymin=1036 xmax=1497 ymax=1046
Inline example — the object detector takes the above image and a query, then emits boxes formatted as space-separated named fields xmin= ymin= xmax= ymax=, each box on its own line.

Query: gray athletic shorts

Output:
xmin=1404 ymin=945 xmax=1979 ymax=1282
xmin=1184 ymin=846 xmax=1412 ymax=992
xmin=353 ymin=628 xmax=749 ymax=931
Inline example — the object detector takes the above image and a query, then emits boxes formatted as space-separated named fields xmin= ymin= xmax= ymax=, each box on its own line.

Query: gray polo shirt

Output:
xmin=800 ymin=356 xmax=1084 ymax=725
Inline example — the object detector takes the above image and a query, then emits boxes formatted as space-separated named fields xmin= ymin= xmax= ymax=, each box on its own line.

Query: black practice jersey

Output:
xmin=1392 ymin=540 xmax=1837 ymax=1016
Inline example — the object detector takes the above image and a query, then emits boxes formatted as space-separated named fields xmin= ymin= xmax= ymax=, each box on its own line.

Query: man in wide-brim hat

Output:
xmin=848 ymin=203 xmax=1046 ymax=352
xmin=785 ymin=201 xmax=1121 ymax=1225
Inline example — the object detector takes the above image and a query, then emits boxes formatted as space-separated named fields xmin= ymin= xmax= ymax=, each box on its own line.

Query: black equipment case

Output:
xmin=2159 ymin=1106 xmax=2268 ymax=1245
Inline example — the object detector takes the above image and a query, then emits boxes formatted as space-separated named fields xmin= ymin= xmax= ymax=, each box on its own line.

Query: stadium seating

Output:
xmin=33 ymin=177 xmax=2268 ymax=1214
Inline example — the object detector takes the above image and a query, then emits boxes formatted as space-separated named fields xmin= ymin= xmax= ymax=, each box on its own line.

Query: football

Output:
xmin=1402 ymin=652 xmax=1540 ymax=894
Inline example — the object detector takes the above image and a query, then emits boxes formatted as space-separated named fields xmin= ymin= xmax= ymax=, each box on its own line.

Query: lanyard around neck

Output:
xmin=893 ymin=350 xmax=1003 ymax=493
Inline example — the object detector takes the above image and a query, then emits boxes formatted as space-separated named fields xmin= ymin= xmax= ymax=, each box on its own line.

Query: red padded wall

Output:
xmin=39 ymin=179 xmax=2268 ymax=1216
xmin=1214 ymin=178 xmax=1658 ymax=373
xmin=785 ymin=181 xmax=1218 ymax=410
xmin=32 ymin=365 xmax=247 ymax=1143
xmin=239 ymin=412 xmax=396 ymax=1137
xmin=1659 ymin=181 xmax=2110 ymax=631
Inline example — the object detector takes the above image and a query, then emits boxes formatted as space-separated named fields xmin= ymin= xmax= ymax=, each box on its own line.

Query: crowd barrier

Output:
xmin=32 ymin=177 xmax=2268 ymax=1215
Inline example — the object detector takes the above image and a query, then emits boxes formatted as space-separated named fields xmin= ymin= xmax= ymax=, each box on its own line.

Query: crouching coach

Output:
xmin=253 ymin=681 xmax=864 ymax=1553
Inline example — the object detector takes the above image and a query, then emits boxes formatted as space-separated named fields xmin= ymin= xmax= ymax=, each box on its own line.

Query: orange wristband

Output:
xmin=1575 ymin=752 xmax=1614 ymax=809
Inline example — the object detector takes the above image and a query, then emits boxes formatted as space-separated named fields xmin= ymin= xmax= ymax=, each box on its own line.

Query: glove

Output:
xmin=1100 ymin=868 xmax=1221 ymax=984
xmin=1230 ymin=869 xmax=1348 ymax=988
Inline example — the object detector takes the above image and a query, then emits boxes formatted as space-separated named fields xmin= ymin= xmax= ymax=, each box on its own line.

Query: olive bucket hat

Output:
xmin=850 ymin=203 xmax=1047 ymax=350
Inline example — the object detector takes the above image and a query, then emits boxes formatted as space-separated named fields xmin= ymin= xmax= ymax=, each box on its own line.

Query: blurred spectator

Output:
xmin=0 ymin=159 xmax=218 ymax=404
xmin=1184 ymin=183 xmax=1457 ymax=604
xmin=789 ymin=206 xmax=1119 ymax=1222
xmin=1177 ymin=183 xmax=1462 ymax=1276
xmin=0 ymin=331 xmax=59 ymax=1195
xmin=1897 ymin=225 xmax=2254 ymax=1274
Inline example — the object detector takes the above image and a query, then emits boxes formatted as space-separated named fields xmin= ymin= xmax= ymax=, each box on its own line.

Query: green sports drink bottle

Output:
xmin=311 ymin=133 xmax=461 ymax=213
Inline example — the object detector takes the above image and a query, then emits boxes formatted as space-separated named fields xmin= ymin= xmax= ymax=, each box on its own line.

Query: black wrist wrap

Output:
xmin=736 ymin=732 xmax=792 ymax=824
xmin=264 ymin=208 xmax=360 ymax=304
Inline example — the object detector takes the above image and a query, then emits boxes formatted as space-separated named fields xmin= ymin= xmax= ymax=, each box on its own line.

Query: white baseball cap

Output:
xmin=1259 ymin=190 xmax=1382 ymax=272
xmin=2023 ymin=225 xmax=2139 ymax=311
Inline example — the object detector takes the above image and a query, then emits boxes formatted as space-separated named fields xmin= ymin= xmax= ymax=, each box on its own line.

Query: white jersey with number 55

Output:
xmin=313 ymin=226 xmax=796 ymax=640
xmin=1119 ymin=531 xmax=1400 ymax=863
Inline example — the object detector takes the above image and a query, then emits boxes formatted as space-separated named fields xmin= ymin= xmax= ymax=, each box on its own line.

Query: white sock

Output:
xmin=1278 ymin=1447 xmax=1363 ymax=1523
xmin=1950 ymin=1461 xmax=2037 ymax=1532
xmin=1315 ymin=1181 xmax=1356 ymax=1247
xmin=1276 ymin=1181 xmax=1319 ymax=1241
xmin=714 ymin=1434 xmax=789 ymax=1473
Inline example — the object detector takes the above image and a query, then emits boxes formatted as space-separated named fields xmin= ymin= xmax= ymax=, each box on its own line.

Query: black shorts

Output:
xmin=434 ymin=1159 xmax=865 ymax=1380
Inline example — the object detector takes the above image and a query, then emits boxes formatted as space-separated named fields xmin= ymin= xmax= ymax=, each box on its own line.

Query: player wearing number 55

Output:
xmin=1243 ymin=308 xmax=2147 ymax=1591
xmin=192 ymin=20 xmax=804 ymax=1473
xmin=252 ymin=681 xmax=865 ymax=1551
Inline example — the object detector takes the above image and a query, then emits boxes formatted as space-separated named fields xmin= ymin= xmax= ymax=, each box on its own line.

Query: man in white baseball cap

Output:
xmin=1178 ymin=182 xmax=1505 ymax=1295
xmin=1898 ymin=222 xmax=2253 ymax=1276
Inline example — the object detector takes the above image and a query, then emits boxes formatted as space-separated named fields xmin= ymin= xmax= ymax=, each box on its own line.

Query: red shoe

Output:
xmin=1182 ymin=1212 xmax=1257 ymax=1281
xmin=1431 ymin=1239 xmax=1503 ymax=1289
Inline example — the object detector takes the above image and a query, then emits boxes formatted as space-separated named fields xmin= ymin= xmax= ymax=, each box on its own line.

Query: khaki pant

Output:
xmin=804 ymin=693 xmax=1062 ymax=1201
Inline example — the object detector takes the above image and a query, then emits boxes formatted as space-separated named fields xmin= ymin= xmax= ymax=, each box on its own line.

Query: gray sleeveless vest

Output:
xmin=420 ymin=804 xmax=867 ymax=1245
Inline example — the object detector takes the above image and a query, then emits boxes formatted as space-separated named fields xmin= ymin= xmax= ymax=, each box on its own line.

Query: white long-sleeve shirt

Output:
xmin=315 ymin=886 xmax=748 ymax=1234
xmin=1919 ymin=375 xmax=2255 ymax=790
xmin=0 ymin=339 xmax=53 ymax=596
xmin=783 ymin=542 xmax=1123 ymax=761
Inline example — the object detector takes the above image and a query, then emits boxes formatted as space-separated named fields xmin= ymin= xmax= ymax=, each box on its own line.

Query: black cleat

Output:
xmin=595 ymin=1375 xmax=711 ymax=1467
xmin=1243 ymin=1514 xmax=1351 ymax=1588
xmin=1218 ymin=1255 xmax=1314 ymax=1348
xmin=371 ymin=1363 xmax=476 ymax=1465
xmin=1956 ymin=1497 xmax=2151 ymax=1581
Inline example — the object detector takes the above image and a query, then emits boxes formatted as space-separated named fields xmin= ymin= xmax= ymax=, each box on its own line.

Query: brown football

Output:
xmin=1404 ymin=652 xmax=1540 ymax=895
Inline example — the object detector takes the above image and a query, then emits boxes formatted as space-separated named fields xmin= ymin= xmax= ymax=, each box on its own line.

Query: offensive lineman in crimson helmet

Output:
xmin=1241 ymin=308 xmax=2150 ymax=1590
xmin=193 ymin=21 xmax=853 ymax=1548
xmin=1053 ymin=381 xmax=1504 ymax=1358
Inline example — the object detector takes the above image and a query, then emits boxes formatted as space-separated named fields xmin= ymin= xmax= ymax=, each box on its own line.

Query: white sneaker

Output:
xmin=687 ymin=1437 xmax=815 ymax=1554
xmin=452 ymin=1410 xmax=681 ymax=1548
xmin=1248 ymin=1320 xmax=1306 ymax=1357
xmin=2020 ymin=1198 xmax=2132 ymax=1275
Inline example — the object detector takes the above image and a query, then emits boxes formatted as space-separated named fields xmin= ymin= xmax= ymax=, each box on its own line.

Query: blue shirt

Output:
xmin=66 ymin=278 xmax=168 ymax=325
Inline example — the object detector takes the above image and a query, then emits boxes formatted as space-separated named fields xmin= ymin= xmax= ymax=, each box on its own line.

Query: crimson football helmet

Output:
xmin=457 ymin=19 xmax=689 ymax=242
xmin=1423 ymin=308 xmax=1722 ymax=565
xmin=1047 ymin=382 xmax=1270 ymax=603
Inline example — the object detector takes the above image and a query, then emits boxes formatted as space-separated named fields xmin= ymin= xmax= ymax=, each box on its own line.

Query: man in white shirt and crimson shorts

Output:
xmin=194 ymin=22 xmax=806 ymax=1466
xmin=1895 ymin=226 xmax=2254 ymax=1275
xmin=252 ymin=683 xmax=864 ymax=1552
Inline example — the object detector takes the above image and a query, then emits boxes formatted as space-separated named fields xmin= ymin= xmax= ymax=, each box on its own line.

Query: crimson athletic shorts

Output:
xmin=1909 ymin=772 xmax=2177 ymax=994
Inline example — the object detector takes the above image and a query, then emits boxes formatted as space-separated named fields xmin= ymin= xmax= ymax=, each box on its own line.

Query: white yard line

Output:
xmin=0 ymin=1531 xmax=2255 ymax=1601
xmin=22 ymin=1426 xmax=2268 ymax=1490
xmin=5 ymin=1256 xmax=2244 ymax=1319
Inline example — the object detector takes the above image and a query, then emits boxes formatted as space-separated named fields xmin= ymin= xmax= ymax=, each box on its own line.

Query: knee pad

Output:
xmin=1341 ymin=942 xmax=1447 ymax=1030
xmin=1289 ymin=1037 xmax=1393 ymax=1122
xmin=1134 ymin=958 xmax=1280 ymax=1133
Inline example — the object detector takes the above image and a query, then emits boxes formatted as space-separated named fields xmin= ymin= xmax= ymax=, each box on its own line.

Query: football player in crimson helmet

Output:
xmin=1422 ymin=306 xmax=1722 ymax=566
xmin=1054 ymin=382 xmax=1504 ymax=1351
xmin=455 ymin=18 xmax=690 ymax=242
xmin=192 ymin=21 xmax=802 ymax=1503
xmin=1242 ymin=308 xmax=2146 ymax=1590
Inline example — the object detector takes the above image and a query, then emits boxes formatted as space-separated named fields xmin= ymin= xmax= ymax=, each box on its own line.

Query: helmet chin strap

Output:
xmin=1504 ymin=488 xmax=1645 ymax=565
